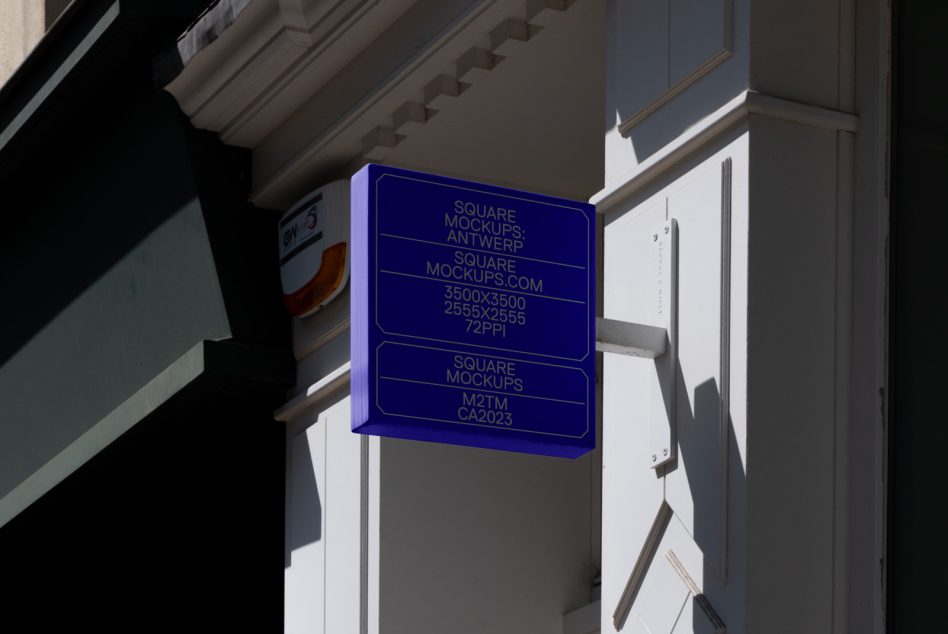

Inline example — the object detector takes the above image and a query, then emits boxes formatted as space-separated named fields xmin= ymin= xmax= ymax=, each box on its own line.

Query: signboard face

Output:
xmin=351 ymin=164 xmax=596 ymax=458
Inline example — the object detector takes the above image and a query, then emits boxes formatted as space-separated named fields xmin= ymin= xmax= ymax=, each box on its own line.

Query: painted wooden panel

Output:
xmin=611 ymin=0 xmax=732 ymax=133
xmin=626 ymin=515 xmax=705 ymax=633
xmin=744 ymin=117 xmax=837 ymax=633
xmin=285 ymin=396 xmax=361 ymax=634
xmin=611 ymin=0 xmax=669 ymax=122
xmin=602 ymin=136 xmax=748 ymax=633
xmin=664 ymin=159 xmax=729 ymax=580
xmin=324 ymin=396 xmax=362 ymax=634
xmin=285 ymin=411 xmax=328 ymax=634
xmin=602 ymin=199 xmax=668 ymax=633
xmin=669 ymin=0 xmax=731 ymax=87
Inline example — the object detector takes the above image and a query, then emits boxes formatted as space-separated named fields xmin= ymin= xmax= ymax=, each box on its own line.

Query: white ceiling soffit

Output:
xmin=165 ymin=0 xmax=580 ymax=209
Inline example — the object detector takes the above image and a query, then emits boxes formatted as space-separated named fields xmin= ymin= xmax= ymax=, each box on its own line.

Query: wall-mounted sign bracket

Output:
xmin=596 ymin=219 xmax=678 ymax=470
xmin=595 ymin=318 xmax=667 ymax=358
xmin=649 ymin=219 xmax=677 ymax=468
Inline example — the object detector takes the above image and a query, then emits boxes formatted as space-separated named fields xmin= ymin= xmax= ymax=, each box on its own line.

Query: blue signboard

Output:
xmin=351 ymin=164 xmax=596 ymax=458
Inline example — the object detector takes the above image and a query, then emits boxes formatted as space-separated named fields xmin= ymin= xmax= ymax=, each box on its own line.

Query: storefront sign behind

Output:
xmin=351 ymin=164 xmax=595 ymax=457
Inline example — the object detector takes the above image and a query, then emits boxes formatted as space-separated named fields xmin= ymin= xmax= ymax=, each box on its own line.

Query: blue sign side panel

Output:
xmin=351 ymin=164 xmax=596 ymax=458
xmin=351 ymin=166 xmax=371 ymax=430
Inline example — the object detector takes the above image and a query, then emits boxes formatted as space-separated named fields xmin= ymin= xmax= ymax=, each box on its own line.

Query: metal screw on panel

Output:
xmin=664 ymin=226 xmax=669 ymax=234
xmin=652 ymin=234 xmax=658 ymax=241
xmin=663 ymin=448 xmax=668 ymax=456
xmin=651 ymin=454 xmax=657 ymax=462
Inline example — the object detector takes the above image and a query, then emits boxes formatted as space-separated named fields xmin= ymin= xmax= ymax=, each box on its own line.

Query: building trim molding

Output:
xmin=592 ymin=90 xmax=859 ymax=214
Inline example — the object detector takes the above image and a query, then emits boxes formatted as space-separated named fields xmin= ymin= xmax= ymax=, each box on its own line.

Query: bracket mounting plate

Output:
xmin=649 ymin=219 xmax=677 ymax=469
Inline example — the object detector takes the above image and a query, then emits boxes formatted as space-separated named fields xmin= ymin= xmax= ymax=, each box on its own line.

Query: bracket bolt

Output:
xmin=663 ymin=448 xmax=668 ymax=456
xmin=651 ymin=453 xmax=657 ymax=462
xmin=664 ymin=226 xmax=670 ymax=234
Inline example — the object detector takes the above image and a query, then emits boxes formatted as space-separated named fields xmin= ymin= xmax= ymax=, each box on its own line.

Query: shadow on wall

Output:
xmin=613 ymin=356 xmax=747 ymax=633
xmin=677 ymin=373 xmax=745 ymax=634
xmin=283 ymin=386 xmax=354 ymax=570
xmin=285 ymin=424 xmax=323 ymax=568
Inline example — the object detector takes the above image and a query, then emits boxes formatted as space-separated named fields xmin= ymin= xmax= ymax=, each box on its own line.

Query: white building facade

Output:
xmin=162 ymin=1 xmax=891 ymax=632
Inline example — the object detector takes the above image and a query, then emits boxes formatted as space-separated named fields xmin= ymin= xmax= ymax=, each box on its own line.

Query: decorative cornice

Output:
xmin=591 ymin=90 xmax=859 ymax=214
xmin=746 ymin=91 xmax=858 ymax=133
xmin=164 ymin=0 xmax=580 ymax=209
xmin=163 ymin=0 xmax=405 ymax=147
xmin=251 ymin=0 xmax=574 ymax=208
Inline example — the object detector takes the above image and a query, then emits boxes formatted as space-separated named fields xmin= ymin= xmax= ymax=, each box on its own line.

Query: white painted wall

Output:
xmin=600 ymin=2 xmax=751 ymax=628
xmin=282 ymin=3 xmax=608 ymax=633
xmin=285 ymin=394 xmax=364 ymax=634
xmin=378 ymin=439 xmax=595 ymax=633
xmin=274 ymin=0 xmax=888 ymax=631
xmin=601 ymin=132 xmax=749 ymax=633
xmin=604 ymin=0 xmax=748 ymax=184
xmin=597 ymin=0 xmax=887 ymax=632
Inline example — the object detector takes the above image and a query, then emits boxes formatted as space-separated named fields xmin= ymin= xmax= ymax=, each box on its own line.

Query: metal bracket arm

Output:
xmin=595 ymin=318 xmax=667 ymax=359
